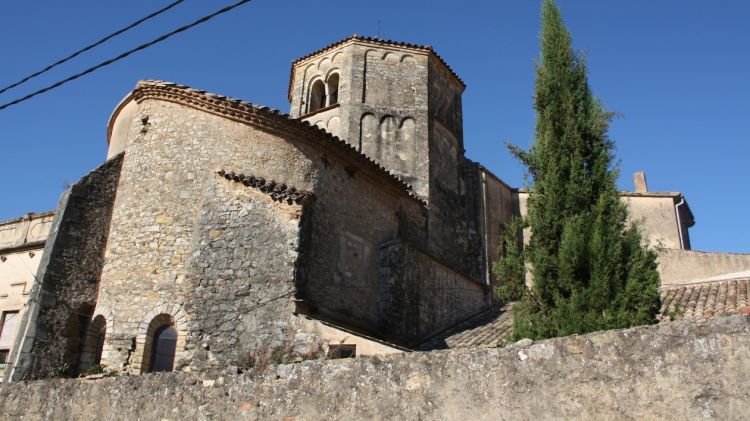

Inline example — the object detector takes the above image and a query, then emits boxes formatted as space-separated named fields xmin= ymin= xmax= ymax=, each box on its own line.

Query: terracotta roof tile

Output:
xmin=417 ymin=278 xmax=750 ymax=351
xmin=660 ymin=278 xmax=750 ymax=322
xmin=287 ymin=35 xmax=466 ymax=101
xmin=217 ymin=170 xmax=313 ymax=204
xmin=416 ymin=303 xmax=514 ymax=350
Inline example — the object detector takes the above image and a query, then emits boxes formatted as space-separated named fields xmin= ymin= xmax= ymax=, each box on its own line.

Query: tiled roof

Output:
xmin=416 ymin=278 xmax=750 ymax=351
xmin=218 ymin=170 xmax=313 ymax=204
xmin=416 ymin=303 xmax=514 ymax=350
xmin=131 ymin=80 xmax=425 ymax=206
xmin=660 ymin=278 xmax=750 ymax=322
xmin=287 ymin=35 xmax=466 ymax=101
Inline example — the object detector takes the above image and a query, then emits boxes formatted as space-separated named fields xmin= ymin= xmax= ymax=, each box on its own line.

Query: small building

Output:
xmin=0 ymin=212 xmax=54 ymax=378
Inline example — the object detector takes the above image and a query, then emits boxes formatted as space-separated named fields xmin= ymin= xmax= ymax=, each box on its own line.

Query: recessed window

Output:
xmin=94 ymin=328 xmax=106 ymax=365
xmin=309 ymin=80 xmax=326 ymax=113
xmin=77 ymin=314 xmax=107 ymax=373
xmin=0 ymin=311 xmax=20 ymax=362
xmin=149 ymin=325 xmax=178 ymax=372
xmin=327 ymin=73 xmax=339 ymax=106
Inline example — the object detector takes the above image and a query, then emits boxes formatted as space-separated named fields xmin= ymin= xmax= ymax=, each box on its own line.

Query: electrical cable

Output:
xmin=0 ymin=0 xmax=186 ymax=96
xmin=0 ymin=0 xmax=253 ymax=111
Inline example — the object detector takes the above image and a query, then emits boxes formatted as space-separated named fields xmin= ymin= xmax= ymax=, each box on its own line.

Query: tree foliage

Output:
xmin=494 ymin=0 xmax=661 ymax=340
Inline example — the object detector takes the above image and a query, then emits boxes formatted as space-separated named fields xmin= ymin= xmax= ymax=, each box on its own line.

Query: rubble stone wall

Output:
xmin=93 ymin=100 xmax=323 ymax=373
xmin=1 ymin=315 xmax=748 ymax=420
xmin=6 ymin=154 xmax=123 ymax=381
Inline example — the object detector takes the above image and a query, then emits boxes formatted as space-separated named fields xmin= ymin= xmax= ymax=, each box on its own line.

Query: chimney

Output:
xmin=633 ymin=171 xmax=648 ymax=193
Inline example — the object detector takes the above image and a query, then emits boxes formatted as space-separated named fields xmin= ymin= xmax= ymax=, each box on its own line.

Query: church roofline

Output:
xmin=287 ymin=34 xmax=466 ymax=101
xmin=106 ymin=90 xmax=135 ymax=146
xmin=131 ymin=80 xmax=426 ymax=206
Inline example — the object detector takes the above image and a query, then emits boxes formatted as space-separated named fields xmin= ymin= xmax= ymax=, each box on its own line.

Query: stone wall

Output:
xmin=92 ymin=89 xmax=432 ymax=374
xmin=658 ymin=249 xmax=750 ymax=285
xmin=93 ymin=100 xmax=324 ymax=373
xmin=1 ymin=315 xmax=747 ymax=420
xmin=182 ymin=177 xmax=306 ymax=370
xmin=479 ymin=169 xmax=519 ymax=290
xmin=377 ymin=241 xmax=488 ymax=345
xmin=5 ymin=154 xmax=123 ymax=381
xmin=289 ymin=38 xmax=488 ymax=286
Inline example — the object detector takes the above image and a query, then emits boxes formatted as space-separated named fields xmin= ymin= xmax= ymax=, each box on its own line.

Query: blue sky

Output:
xmin=1 ymin=1 xmax=748 ymax=253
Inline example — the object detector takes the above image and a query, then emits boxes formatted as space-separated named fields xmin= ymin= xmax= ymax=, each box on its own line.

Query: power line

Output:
xmin=0 ymin=0 xmax=186 ymax=96
xmin=0 ymin=0 xmax=253 ymax=112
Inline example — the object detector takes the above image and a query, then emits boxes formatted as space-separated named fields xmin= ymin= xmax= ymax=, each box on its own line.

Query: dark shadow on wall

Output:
xmin=4 ymin=153 xmax=124 ymax=381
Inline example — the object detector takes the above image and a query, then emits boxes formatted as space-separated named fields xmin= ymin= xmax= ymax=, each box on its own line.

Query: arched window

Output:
xmin=140 ymin=313 xmax=180 ymax=374
xmin=309 ymin=80 xmax=326 ymax=113
xmin=77 ymin=314 xmax=106 ymax=374
xmin=327 ymin=73 xmax=339 ymax=106
xmin=148 ymin=325 xmax=177 ymax=373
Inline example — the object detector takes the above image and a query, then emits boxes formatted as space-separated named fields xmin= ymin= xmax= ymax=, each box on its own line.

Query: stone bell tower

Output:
xmin=288 ymin=35 xmax=466 ymax=201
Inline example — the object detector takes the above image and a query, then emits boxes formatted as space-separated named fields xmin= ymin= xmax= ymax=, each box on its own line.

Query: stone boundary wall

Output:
xmin=658 ymin=249 xmax=750 ymax=285
xmin=4 ymin=155 xmax=124 ymax=381
xmin=2 ymin=315 xmax=747 ymax=420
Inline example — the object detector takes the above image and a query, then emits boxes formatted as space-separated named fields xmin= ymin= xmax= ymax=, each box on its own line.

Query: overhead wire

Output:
xmin=0 ymin=0 xmax=254 ymax=112
xmin=0 ymin=0 xmax=187 ymax=96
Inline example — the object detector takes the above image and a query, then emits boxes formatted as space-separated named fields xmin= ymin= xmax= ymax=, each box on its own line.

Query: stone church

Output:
xmin=5 ymin=36 xmax=729 ymax=381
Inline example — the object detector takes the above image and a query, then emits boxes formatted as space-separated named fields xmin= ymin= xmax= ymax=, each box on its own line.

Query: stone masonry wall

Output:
xmin=1 ymin=315 xmax=747 ymax=420
xmin=297 ymin=141 xmax=427 ymax=338
xmin=5 ymin=154 xmax=123 ymax=380
xmin=94 ymin=94 xmax=428 ymax=373
xmin=183 ymin=177 xmax=307 ymax=370
xmin=377 ymin=241 xmax=488 ymax=345
xmin=93 ymin=100 xmax=322 ymax=373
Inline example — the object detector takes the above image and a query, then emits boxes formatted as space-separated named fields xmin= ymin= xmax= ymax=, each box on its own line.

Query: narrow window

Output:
xmin=309 ymin=80 xmax=326 ymax=113
xmin=93 ymin=328 xmax=106 ymax=365
xmin=327 ymin=73 xmax=339 ymax=106
xmin=0 ymin=311 xmax=20 ymax=366
xmin=149 ymin=325 xmax=177 ymax=372
xmin=77 ymin=314 xmax=107 ymax=373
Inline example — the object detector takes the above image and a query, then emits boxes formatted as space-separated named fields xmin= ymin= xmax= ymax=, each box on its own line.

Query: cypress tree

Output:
xmin=495 ymin=0 xmax=661 ymax=340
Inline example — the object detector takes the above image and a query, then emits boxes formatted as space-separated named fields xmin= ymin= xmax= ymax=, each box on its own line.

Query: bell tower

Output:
xmin=288 ymin=36 xmax=465 ymax=201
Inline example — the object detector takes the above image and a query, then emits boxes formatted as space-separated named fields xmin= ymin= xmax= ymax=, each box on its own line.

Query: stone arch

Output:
xmin=363 ymin=49 xmax=380 ymax=103
xmin=382 ymin=51 xmax=398 ymax=62
xmin=77 ymin=314 xmax=109 ymax=373
xmin=133 ymin=303 xmax=187 ymax=374
xmin=308 ymin=79 xmax=326 ymax=113
xmin=313 ymin=120 xmax=326 ymax=130
xmin=400 ymin=54 xmax=416 ymax=64
xmin=327 ymin=116 xmax=340 ymax=137
xmin=326 ymin=71 xmax=340 ymax=106
xmin=331 ymin=51 xmax=343 ymax=63
xmin=379 ymin=115 xmax=398 ymax=163
xmin=317 ymin=56 xmax=332 ymax=71
xmin=303 ymin=62 xmax=317 ymax=77
xmin=396 ymin=117 xmax=417 ymax=175
xmin=360 ymin=113 xmax=378 ymax=154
